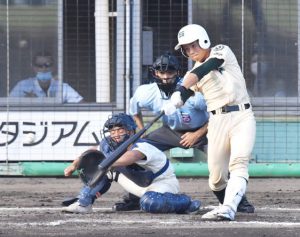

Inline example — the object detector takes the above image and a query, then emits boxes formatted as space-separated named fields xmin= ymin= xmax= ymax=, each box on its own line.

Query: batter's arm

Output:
xmin=182 ymin=58 xmax=224 ymax=89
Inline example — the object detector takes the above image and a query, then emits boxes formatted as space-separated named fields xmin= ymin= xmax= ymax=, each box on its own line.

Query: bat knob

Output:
xmin=88 ymin=165 xmax=106 ymax=188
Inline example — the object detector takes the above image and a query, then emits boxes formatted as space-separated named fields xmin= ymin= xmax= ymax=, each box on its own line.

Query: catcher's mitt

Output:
xmin=77 ymin=150 xmax=106 ymax=185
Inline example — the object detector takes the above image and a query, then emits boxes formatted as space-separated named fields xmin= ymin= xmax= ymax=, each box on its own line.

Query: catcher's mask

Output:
xmin=150 ymin=52 xmax=180 ymax=99
xmin=77 ymin=150 xmax=106 ymax=185
xmin=102 ymin=113 xmax=137 ymax=151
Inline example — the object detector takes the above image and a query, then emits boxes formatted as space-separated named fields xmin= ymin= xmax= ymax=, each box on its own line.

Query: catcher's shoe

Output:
xmin=113 ymin=193 xmax=140 ymax=211
xmin=237 ymin=195 xmax=255 ymax=213
xmin=185 ymin=200 xmax=201 ymax=214
xmin=61 ymin=197 xmax=79 ymax=206
xmin=201 ymin=206 xmax=234 ymax=221
xmin=112 ymin=199 xmax=140 ymax=211
xmin=62 ymin=201 xmax=92 ymax=214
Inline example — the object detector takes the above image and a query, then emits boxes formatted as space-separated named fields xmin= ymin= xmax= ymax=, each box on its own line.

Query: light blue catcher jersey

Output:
xmin=129 ymin=81 xmax=209 ymax=131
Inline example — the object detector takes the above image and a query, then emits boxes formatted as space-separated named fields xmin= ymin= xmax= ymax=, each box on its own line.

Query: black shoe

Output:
xmin=61 ymin=197 xmax=79 ymax=206
xmin=112 ymin=193 xmax=140 ymax=211
xmin=113 ymin=201 xmax=140 ymax=211
xmin=237 ymin=195 xmax=255 ymax=213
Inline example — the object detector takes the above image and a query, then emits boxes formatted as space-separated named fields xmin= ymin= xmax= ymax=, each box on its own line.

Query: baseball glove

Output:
xmin=77 ymin=150 xmax=106 ymax=185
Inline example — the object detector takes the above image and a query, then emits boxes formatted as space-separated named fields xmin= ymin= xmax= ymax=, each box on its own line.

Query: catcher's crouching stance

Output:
xmin=62 ymin=113 xmax=201 ymax=214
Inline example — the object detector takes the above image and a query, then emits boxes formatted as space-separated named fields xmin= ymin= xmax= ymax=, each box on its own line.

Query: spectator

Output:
xmin=10 ymin=52 xmax=83 ymax=103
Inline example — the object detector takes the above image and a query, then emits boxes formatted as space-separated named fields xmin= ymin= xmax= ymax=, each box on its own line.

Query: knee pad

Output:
xmin=140 ymin=191 xmax=191 ymax=214
xmin=140 ymin=191 xmax=167 ymax=213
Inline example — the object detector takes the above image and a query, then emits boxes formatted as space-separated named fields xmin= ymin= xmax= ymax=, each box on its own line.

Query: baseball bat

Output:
xmin=88 ymin=111 xmax=165 ymax=187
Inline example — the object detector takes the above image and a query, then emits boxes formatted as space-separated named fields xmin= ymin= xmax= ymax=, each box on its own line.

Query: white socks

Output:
xmin=223 ymin=175 xmax=247 ymax=212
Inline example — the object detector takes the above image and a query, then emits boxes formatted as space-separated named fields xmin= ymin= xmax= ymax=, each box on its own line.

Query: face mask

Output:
xmin=36 ymin=71 xmax=52 ymax=82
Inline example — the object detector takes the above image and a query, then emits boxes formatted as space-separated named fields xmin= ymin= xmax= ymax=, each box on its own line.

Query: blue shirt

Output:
xmin=129 ymin=81 xmax=209 ymax=131
xmin=10 ymin=77 xmax=83 ymax=103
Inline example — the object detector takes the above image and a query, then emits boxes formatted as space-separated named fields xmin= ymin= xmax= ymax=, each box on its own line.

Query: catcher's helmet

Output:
xmin=102 ymin=113 xmax=137 ymax=150
xmin=152 ymin=52 xmax=180 ymax=72
xmin=150 ymin=52 xmax=181 ymax=99
xmin=175 ymin=24 xmax=210 ymax=56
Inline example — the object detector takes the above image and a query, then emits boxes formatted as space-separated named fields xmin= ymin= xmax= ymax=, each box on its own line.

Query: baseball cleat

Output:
xmin=113 ymin=193 xmax=140 ymax=211
xmin=237 ymin=195 xmax=255 ymax=213
xmin=201 ymin=207 xmax=219 ymax=220
xmin=62 ymin=201 xmax=92 ymax=214
xmin=216 ymin=208 xmax=235 ymax=221
xmin=112 ymin=200 xmax=140 ymax=211
xmin=202 ymin=206 xmax=234 ymax=221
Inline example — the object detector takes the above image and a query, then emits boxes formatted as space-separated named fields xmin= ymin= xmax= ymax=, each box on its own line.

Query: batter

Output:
xmin=165 ymin=24 xmax=256 ymax=221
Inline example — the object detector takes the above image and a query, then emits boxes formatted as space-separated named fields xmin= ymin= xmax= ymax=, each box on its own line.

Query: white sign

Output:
xmin=0 ymin=111 xmax=111 ymax=161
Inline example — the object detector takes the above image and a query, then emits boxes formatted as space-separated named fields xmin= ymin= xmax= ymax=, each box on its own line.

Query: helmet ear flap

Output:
xmin=198 ymin=30 xmax=210 ymax=49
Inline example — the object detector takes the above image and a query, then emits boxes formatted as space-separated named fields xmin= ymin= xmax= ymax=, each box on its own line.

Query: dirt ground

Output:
xmin=0 ymin=177 xmax=300 ymax=237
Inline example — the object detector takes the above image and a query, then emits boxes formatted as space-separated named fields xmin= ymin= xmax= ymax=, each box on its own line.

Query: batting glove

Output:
xmin=170 ymin=86 xmax=195 ymax=109
xmin=175 ymin=85 xmax=195 ymax=104
xmin=170 ymin=91 xmax=184 ymax=108
xmin=162 ymin=102 xmax=177 ymax=116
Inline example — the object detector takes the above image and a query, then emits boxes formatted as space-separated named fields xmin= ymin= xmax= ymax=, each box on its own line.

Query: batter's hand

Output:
xmin=170 ymin=91 xmax=184 ymax=108
xmin=172 ymin=85 xmax=195 ymax=106
xmin=162 ymin=102 xmax=177 ymax=116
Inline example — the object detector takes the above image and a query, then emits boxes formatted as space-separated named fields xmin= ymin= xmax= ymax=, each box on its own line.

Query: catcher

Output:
xmin=62 ymin=113 xmax=201 ymax=214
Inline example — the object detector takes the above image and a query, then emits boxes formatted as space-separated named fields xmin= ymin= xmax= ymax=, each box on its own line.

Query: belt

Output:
xmin=211 ymin=103 xmax=251 ymax=115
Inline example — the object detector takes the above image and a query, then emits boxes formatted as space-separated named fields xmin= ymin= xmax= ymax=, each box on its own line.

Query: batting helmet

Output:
xmin=174 ymin=24 xmax=211 ymax=54
xmin=102 ymin=113 xmax=137 ymax=151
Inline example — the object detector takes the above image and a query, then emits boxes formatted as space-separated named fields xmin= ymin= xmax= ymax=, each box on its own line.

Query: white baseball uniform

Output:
xmin=117 ymin=141 xmax=179 ymax=197
xmin=189 ymin=44 xmax=256 ymax=191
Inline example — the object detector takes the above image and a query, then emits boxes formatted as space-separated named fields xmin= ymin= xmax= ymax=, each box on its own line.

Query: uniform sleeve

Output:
xmin=208 ymin=44 xmax=231 ymax=67
xmin=129 ymin=87 xmax=143 ymax=116
xmin=129 ymin=84 xmax=159 ymax=115
xmin=131 ymin=142 xmax=152 ymax=165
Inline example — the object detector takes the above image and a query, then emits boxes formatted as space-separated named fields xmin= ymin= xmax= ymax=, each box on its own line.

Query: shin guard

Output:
xmin=140 ymin=191 xmax=191 ymax=214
